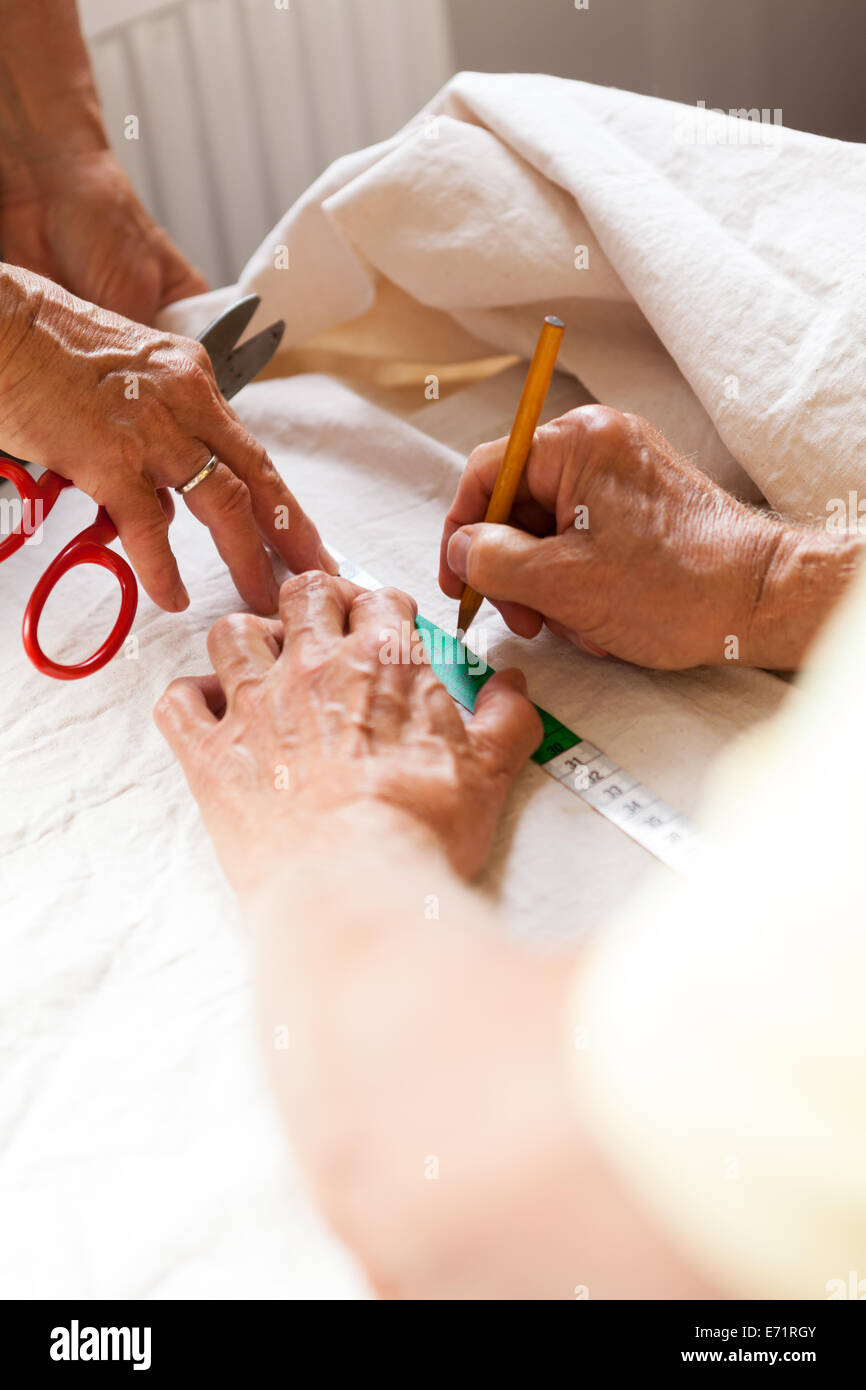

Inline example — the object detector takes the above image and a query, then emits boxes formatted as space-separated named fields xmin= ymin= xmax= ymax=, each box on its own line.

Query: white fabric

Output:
xmin=3 ymin=73 xmax=861 ymax=1296
xmin=225 ymin=71 xmax=866 ymax=518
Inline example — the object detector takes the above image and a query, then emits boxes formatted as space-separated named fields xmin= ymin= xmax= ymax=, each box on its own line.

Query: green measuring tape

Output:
xmin=413 ymin=615 xmax=581 ymax=766
xmin=338 ymin=554 xmax=698 ymax=873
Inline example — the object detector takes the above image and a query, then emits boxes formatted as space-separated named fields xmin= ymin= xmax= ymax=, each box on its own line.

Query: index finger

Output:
xmin=439 ymin=438 xmax=505 ymax=599
xmin=204 ymin=406 xmax=336 ymax=577
xmin=439 ymin=436 xmax=554 ymax=599
xmin=278 ymin=571 xmax=360 ymax=671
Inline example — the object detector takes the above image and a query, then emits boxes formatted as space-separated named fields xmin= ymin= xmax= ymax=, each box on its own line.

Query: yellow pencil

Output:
xmin=457 ymin=314 xmax=565 ymax=634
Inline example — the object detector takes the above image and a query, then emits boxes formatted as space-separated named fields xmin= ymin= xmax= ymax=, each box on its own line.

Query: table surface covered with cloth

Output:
xmin=1 ymin=74 xmax=863 ymax=1298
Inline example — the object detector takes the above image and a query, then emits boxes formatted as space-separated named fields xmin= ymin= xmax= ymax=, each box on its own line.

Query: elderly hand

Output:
xmin=154 ymin=573 xmax=541 ymax=890
xmin=154 ymin=572 xmax=709 ymax=1301
xmin=0 ymin=0 xmax=205 ymax=322
xmin=440 ymin=405 xmax=857 ymax=671
xmin=0 ymin=148 xmax=207 ymax=324
xmin=0 ymin=265 xmax=331 ymax=613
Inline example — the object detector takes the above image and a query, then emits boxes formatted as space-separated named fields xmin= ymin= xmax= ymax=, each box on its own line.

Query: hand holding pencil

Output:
xmin=440 ymin=349 xmax=813 ymax=669
xmin=453 ymin=316 xmax=564 ymax=635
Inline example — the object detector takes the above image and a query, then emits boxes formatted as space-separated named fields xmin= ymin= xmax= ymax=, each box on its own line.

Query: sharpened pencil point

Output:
xmin=457 ymin=589 xmax=483 ymax=636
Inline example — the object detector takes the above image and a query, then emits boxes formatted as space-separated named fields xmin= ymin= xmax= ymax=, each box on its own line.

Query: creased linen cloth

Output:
xmin=0 ymin=75 xmax=859 ymax=1298
xmin=187 ymin=70 xmax=866 ymax=519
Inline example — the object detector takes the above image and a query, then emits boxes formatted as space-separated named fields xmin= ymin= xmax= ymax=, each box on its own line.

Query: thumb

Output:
xmin=470 ymin=668 xmax=544 ymax=779
xmin=446 ymin=523 xmax=572 ymax=617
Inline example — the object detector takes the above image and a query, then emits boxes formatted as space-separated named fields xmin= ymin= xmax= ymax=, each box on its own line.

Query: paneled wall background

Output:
xmin=80 ymin=0 xmax=455 ymax=285
xmin=447 ymin=0 xmax=866 ymax=144
xmin=80 ymin=0 xmax=864 ymax=288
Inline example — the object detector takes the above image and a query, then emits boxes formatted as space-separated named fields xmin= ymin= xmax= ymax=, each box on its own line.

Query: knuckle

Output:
xmin=377 ymin=585 xmax=416 ymax=613
xmin=152 ymin=679 xmax=186 ymax=723
xmin=246 ymin=440 xmax=277 ymax=483
xmin=465 ymin=442 xmax=489 ymax=473
xmin=179 ymin=337 xmax=213 ymax=375
xmin=350 ymin=587 xmax=378 ymax=609
xmin=171 ymin=353 xmax=215 ymax=403
xmin=280 ymin=569 xmax=334 ymax=601
xmin=208 ymin=611 xmax=254 ymax=647
xmin=111 ymin=425 xmax=149 ymax=476
xmin=464 ymin=533 xmax=493 ymax=588
xmin=129 ymin=505 xmax=170 ymax=544
xmin=214 ymin=474 xmax=253 ymax=521
xmin=136 ymin=331 xmax=178 ymax=372
xmin=620 ymin=411 xmax=651 ymax=449
xmin=229 ymin=674 xmax=264 ymax=709
xmin=466 ymin=437 xmax=505 ymax=470
xmin=576 ymin=403 xmax=629 ymax=443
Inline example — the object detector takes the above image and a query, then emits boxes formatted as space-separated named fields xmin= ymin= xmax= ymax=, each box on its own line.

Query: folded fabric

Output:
xmin=220 ymin=72 xmax=866 ymax=518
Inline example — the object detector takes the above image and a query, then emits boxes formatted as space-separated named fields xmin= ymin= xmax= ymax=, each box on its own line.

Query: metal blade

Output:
xmin=196 ymin=294 xmax=261 ymax=360
xmin=214 ymin=320 xmax=285 ymax=401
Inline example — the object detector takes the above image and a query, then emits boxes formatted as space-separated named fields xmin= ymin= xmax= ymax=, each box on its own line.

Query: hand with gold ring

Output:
xmin=0 ymin=264 xmax=335 ymax=614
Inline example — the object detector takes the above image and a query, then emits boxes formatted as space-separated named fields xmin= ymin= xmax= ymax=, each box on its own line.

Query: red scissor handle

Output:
xmin=0 ymin=457 xmax=66 ymax=560
xmin=0 ymin=459 xmax=138 ymax=679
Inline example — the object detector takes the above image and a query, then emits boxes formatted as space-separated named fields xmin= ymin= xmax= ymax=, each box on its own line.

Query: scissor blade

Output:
xmin=196 ymin=294 xmax=261 ymax=361
xmin=215 ymin=320 xmax=285 ymax=401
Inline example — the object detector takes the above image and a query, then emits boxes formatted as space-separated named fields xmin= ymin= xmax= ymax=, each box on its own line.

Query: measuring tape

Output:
xmin=335 ymin=552 xmax=700 ymax=874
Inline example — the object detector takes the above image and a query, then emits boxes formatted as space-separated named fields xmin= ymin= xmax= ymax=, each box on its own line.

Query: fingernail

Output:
xmin=447 ymin=529 xmax=472 ymax=582
xmin=173 ymin=582 xmax=190 ymax=610
xmin=317 ymin=544 xmax=340 ymax=576
xmin=268 ymin=575 xmax=281 ymax=611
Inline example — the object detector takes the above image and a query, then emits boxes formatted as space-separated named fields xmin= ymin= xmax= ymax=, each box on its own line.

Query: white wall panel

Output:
xmin=184 ymin=0 xmax=276 ymax=276
xmin=237 ymin=0 xmax=322 ymax=221
xmin=81 ymin=0 xmax=455 ymax=285
xmin=85 ymin=30 xmax=160 ymax=214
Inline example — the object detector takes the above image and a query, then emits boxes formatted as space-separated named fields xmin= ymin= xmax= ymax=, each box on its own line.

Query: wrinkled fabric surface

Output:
xmin=4 ymin=72 xmax=858 ymax=1296
xmin=228 ymin=71 xmax=866 ymax=518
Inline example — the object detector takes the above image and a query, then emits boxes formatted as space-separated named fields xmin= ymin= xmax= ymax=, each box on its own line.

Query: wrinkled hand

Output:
xmin=0 ymin=265 xmax=331 ymax=612
xmin=440 ymin=405 xmax=786 ymax=670
xmin=154 ymin=574 xmax=542 ymax=890
xmin=0 ymin=149 xmax=207 ymax=323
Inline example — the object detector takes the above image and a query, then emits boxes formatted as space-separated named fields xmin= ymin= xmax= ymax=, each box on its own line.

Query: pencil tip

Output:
xmin=457 ymin=590 xmax=482 ymax=636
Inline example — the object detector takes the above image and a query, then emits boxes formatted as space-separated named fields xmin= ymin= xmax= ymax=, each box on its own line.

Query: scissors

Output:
xmin=0 ymin=295 xmax=285 ymax=680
